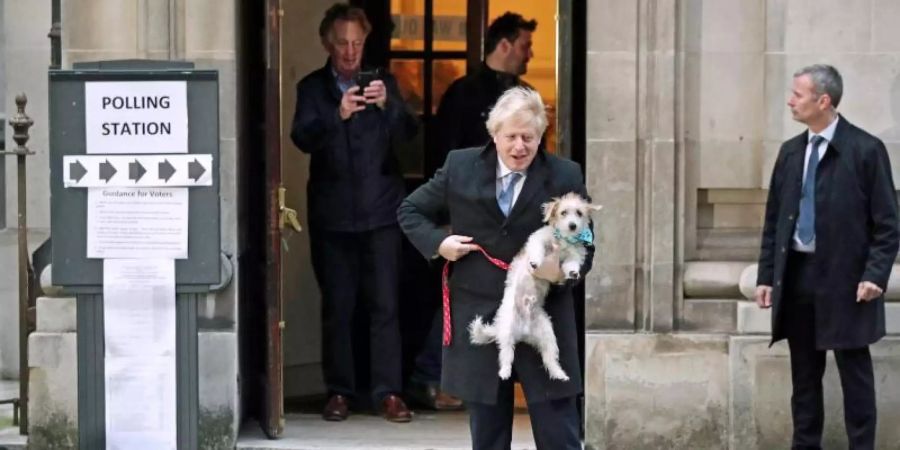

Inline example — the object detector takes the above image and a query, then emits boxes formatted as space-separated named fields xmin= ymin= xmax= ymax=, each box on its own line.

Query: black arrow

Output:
xmin=69 ymin=160 xmax=87 ymax=182
xmin=99 ymin=160 xmax=117 ymax=183
xmin=129 ymin=159 xmax=147 ymax=182
xmin=158 ymin=159 xmax=176 ymax=182
xmin=188 ymin=158 xmax=206 ymax=182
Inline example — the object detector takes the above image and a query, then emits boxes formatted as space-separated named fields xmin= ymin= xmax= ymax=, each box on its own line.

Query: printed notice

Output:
xmin=85 ymin=81 xmax=188 ymax=154
xmin=87 ymin=188 xmax=188 ymax=259
xmin=103 ymin=259 xmax=176 ymax=450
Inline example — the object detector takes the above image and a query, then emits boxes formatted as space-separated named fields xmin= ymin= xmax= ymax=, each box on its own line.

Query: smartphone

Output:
xmin=355 ymin=68 xmax=380 ymax=93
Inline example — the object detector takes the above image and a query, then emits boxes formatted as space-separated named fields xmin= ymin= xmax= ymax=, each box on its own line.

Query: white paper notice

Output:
xmin=103 ymin=259 xmax=176 ymax=450
xmin=85 ymin=81 xmax=188 ymax=154
xmin=87 ymin=187 xmax=188 ymax=259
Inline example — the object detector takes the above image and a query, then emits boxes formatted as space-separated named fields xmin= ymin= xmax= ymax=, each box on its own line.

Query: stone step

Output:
xmin=0 ymin=432 xmax=27 ymax=450
xmin=737 ymin=300 xmax=900 ymax=334
xmin=236 ymin=412 xmax=536 ymax=450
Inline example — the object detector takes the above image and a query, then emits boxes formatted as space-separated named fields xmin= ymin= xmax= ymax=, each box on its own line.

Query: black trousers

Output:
xmin=783 ymin=251 xmax=876 ymax=450
xmin=467 ymin=378 xmax=580 ymax=450
xmin=309 ymin=225 xmax=402 ymax=403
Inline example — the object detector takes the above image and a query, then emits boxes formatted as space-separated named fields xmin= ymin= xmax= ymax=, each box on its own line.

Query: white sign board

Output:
xmin=87 ymin=188 xmax=188 ymax=259
xmin=63 ymin=154 xmax=213 ymax=188
xmin=85 ymin=81 xmax=188 ymax=154
xmin=104 ymin=259 xmax=177 ymax=450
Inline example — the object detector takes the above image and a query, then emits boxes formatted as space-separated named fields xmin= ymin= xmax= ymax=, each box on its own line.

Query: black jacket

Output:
xmin=290 ymin=60 xmax=418 ymax=232
xmin=398 ymin=144 xmax=592 ymax=404
xmin=431 ymin=63 xmax=528 ymax=176
xmin=757 ymin=116 xmax=899 ymax=349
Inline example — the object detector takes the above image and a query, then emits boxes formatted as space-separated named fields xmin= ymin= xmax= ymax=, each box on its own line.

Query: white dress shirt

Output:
xmin=792 ymin=115 xmax=839 ymax=253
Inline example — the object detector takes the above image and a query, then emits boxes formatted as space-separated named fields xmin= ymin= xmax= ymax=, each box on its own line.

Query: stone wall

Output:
xmin=584 ymin=1 xmax=900 ymax=448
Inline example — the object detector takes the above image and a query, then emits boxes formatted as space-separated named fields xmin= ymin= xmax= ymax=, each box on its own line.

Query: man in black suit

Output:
xmin=290 ymin=3 xmax=418 ymax=423
xmin=399 ymin=87 xmax=590 ymax=450
xmin=756 ymin=64 xmax=899 ymax=449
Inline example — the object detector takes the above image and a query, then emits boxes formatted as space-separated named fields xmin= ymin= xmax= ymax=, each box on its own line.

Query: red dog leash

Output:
xmin=442 ymin=245 xmax=509 ymax=346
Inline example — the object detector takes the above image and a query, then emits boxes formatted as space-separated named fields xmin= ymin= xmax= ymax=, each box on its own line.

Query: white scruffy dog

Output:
xmin=469 ymin=192 xmax=601 ymax=381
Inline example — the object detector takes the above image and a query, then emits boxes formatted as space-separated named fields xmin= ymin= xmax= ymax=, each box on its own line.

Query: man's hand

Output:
xmin=339 ymin=86 xmax=366 ymax=120
xmin=439 ymin=235 xmax=478 ymax=262
xmin=530 ymin=245 xmax=565 ymax=284
xmin=755 ymin=285 xmax=772 ymax=309
xmin=857 ymin=281 xmax=883 ymax=303
xmin=363 ymin=80 xmax=387 ymax=109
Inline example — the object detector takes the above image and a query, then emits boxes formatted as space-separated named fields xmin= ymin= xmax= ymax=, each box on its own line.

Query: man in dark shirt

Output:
xmin=430 ymin=12 xmax=537 ymax=177
xmin=407 ymin=12 xmax=538 ymax=411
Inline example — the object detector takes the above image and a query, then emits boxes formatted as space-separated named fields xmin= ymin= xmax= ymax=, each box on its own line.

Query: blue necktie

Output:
xmin=497 ymin=172 xmax=522 ymax=216
xmin=797 ymin=135 xmax=825 ymax=244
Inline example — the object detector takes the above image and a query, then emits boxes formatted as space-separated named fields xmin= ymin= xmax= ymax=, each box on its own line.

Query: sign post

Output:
xmin=49 ymin=61 xmax=220 ymax=450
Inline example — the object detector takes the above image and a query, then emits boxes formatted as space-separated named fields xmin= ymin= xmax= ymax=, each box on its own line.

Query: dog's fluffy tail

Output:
xmin=468 ymin=316 xmax=496 ymax=345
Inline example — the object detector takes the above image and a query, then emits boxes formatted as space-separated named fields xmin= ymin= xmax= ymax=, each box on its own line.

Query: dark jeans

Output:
xmin=309 ymin=225 xmax=403 ymax=403
xmin=467 ymin=378 xmax=580 ymax=450
xmin=784 ymin=251 xmax=876 ymax=450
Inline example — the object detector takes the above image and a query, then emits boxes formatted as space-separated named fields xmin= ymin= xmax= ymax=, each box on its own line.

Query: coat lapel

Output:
xmin=508 ymin=152 xmax=549 ymax=221
xmin=477 ymin=145 xmax=506 ymax=222
xmin=319 ymin=59 xmax=344 ymax=104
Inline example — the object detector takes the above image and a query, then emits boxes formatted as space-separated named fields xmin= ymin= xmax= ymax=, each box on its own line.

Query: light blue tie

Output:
xmin=497 ymin=172 xmax=522 ymax=216
xmin=797 ymin=135 xmax=825 ymax=244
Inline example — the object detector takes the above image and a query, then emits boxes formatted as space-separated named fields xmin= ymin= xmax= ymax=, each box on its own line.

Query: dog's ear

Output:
xmin=542 ymin=198 xmax=560 ymax=223
xmin=589 ymin=204 xmax=603 ymax=212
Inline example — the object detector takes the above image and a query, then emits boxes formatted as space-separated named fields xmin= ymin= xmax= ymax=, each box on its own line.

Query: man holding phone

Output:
xmin=290 ymin=2 xmax=418 ymax=423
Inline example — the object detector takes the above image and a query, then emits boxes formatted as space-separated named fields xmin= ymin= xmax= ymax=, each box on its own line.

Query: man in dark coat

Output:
xmin=399 ymin=87 xmax=590 ymax=450
xmin=290 ymin=3 xmax=418 ymax=423
xmin=756 ymin=64 xmax=899 ymax=449
xmin=406 ymin=12 xmax=538 ymax=411
xmin=430 ymin=12 xmax=536 ymax=177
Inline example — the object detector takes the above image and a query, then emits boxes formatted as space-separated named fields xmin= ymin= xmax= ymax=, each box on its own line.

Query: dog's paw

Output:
xmin=548 ymin=368 xmax=570 ymax=381
xmin=498 ymin=366 xmax=512 ymax=380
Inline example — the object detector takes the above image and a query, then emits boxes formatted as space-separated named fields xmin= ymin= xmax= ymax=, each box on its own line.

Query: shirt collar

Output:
xmin=809 ymin=115 xmax=839 ymax=144
xmin=496 ymin=155 xmax=524 ymax=180
xmin=330 ymin=64 xmax=355 ymax=92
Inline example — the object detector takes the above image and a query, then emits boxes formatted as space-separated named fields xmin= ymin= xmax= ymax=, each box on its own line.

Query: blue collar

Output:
xmin=553 ymin=228 xmax=593 ymax=246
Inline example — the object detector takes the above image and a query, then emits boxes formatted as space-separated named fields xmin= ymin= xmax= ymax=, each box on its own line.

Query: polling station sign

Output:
xmin=85 ymin=81 xmax=188 ymax=154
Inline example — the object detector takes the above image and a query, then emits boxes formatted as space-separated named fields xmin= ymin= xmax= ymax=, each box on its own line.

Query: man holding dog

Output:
xmin=406 ymin=11 xmax=540 ymax=412
xmin=290 ymin=3 xmax=418 ymax=423
xmin=755 ymin=64 xmax=899 ymax=449
xmin=399 ymin=87 xmax=590 ymax=450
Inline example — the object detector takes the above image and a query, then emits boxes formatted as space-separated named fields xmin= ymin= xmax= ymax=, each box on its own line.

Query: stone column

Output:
xmin=1 ymin=0 xmax=51 ymax=379
xmin=585 ymin=0 xmax=678 ymax=332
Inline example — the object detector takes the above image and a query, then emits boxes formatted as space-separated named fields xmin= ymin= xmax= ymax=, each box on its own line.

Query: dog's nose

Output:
xmin=569 ymin=223 xmax=577 ymax=231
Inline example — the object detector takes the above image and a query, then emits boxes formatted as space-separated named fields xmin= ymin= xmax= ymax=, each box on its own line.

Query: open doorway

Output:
xmin=237 ymin=0 xmax=586 ymax=443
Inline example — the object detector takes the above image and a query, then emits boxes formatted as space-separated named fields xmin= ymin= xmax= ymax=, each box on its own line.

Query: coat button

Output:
xmin=781 ymin=246 xmax=786 ymax=253
xmin=776 ymin=280 xmax=782 ymax=286
xmin=501 ymin=230 xmax=508 ymax=236
xmin=788 ymin=214 xmax=794 ymax=220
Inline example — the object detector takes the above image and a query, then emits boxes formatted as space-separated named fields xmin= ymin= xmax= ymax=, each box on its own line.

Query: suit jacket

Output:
xmin=290 ymin=60 xmax=418 ymax=232
xmin=757 ymin=115 xmax=899 ymax=349
xmin=397 ymin=144 xmax=592 ymax=404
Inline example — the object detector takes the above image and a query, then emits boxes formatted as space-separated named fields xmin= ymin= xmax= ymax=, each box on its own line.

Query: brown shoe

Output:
xmin=322 ymin=394 xmax=349 ymax=421
xmin=433 ymin=390 xmax=464 ymax=411
xmin=380 ymin=394 xmax=412 ymax=423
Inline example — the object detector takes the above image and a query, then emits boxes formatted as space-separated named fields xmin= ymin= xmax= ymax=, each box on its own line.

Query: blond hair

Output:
xmin=486 ymin=87 xmax=548 ymax=138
